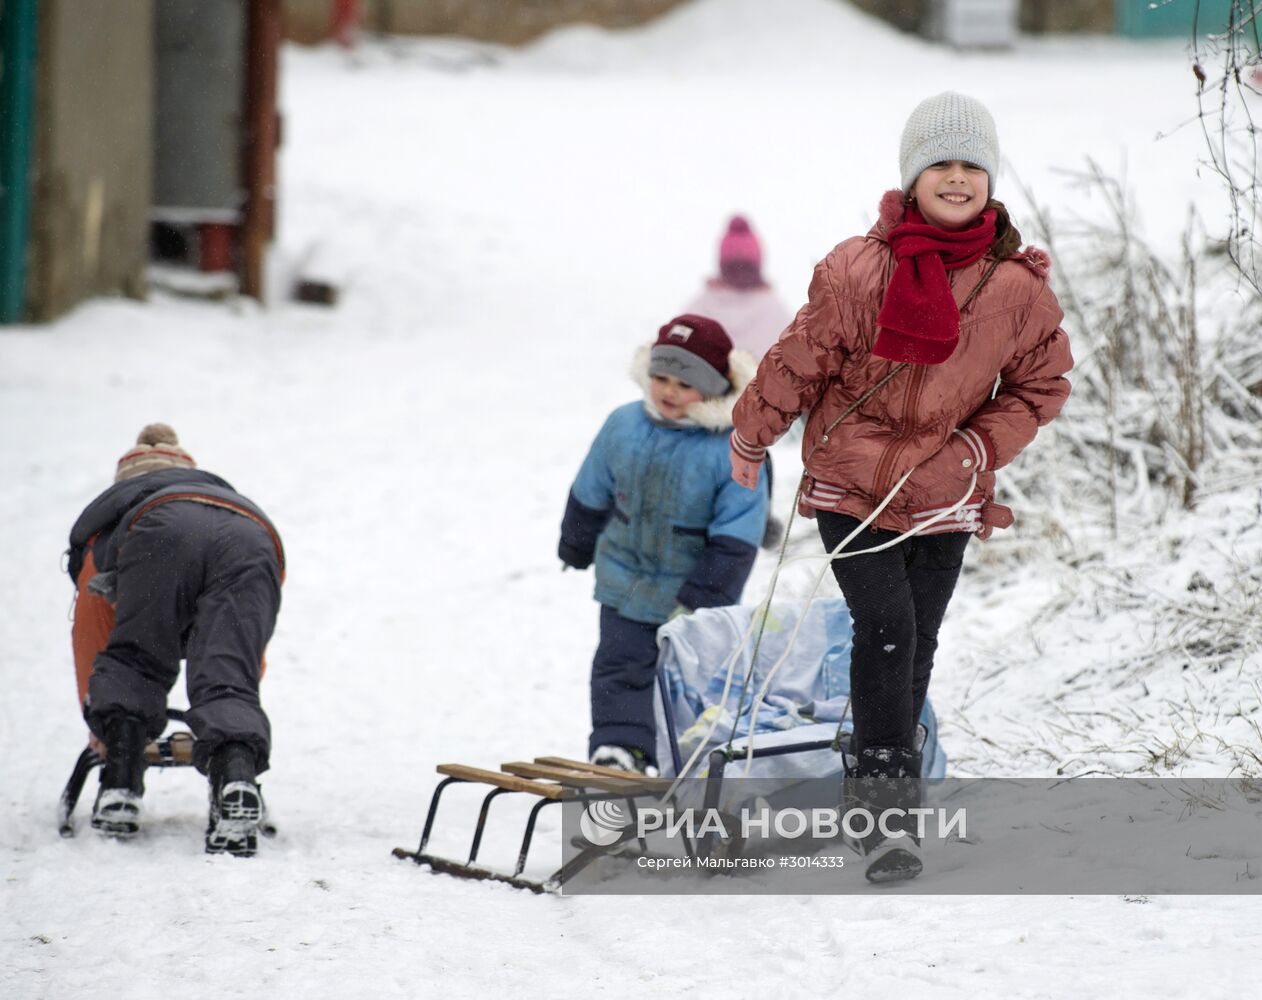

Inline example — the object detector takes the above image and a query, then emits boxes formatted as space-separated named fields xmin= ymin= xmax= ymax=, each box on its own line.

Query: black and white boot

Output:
xmin=205 ymin=742 xmax=263 ymax=857
xmin=845 ymin=746 xmax=924 ymax=884
xmin=590 ymin=744 xmax=659 ymax=778
xmin=91 ymin=715 xmax=147 ymax=838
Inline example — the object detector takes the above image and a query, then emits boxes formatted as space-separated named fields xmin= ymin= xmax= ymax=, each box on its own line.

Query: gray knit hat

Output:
xmin=899 ymin=92 xmax=999 ymax=198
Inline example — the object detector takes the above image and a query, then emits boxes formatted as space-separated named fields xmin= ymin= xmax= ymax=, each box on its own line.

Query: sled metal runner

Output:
xmin=57 ymin=709 xmax=277 ymax=839
xmin=392 ymin=757 xmax=672 ymax=894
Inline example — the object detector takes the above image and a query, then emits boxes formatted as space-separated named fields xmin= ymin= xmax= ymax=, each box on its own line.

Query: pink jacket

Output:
xmin=731 ymin=191 xmax=1073 ymax=537
xmin=684 ymin=282 xmax=793 ymax=360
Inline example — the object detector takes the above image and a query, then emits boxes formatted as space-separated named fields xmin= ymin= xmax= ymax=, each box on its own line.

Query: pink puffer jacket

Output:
xmin=731 ymin=191 xmax=1073 ymax=538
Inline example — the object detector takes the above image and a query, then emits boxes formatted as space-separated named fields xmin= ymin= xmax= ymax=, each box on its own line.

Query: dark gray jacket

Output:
xmin=68 ymin=469 xmax=284 ymax=592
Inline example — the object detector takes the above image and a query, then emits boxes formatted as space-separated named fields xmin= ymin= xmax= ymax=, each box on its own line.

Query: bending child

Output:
xmin=560 ymin=315 xmax=769 ymax=775
xmin=68 ymin=423 xmax=284 ymax=856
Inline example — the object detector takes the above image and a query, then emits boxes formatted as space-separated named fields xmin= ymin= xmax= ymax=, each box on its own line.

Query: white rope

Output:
xmin=739 ymin=470 xmax=978 ymax=774
xmin=659 ymin=466 xmax=977 ymax=801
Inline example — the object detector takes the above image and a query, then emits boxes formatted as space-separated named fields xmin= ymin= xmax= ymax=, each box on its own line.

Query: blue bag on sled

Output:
xmin=653 ymin=598 xmax=946 ymax=781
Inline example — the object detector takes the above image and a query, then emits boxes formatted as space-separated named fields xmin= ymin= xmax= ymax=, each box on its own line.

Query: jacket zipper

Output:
xmin=872 ymin=362 xmax=927 ymax=500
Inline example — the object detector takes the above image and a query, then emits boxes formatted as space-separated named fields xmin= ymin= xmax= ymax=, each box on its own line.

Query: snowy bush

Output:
xmin=930 ymin=154 xmax=1262 ymax=778
xmin=1190 ymin=0 xmax=1262 ymax=296
xmin=1005 ymin=160 xmax=1262 ymax=536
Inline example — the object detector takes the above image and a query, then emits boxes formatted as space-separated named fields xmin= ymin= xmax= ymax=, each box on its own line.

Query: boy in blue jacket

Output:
xmin=559 ymin=314 xmax=769 ymax=774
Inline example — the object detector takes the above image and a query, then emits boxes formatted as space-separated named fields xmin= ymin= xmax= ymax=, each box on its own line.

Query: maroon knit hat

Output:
xmin=649 ymin=314 xmax=733 ymax=398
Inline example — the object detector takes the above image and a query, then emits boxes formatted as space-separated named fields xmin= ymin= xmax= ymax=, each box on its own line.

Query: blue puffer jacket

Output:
xmin=560 ymin=346 xmax=769 ymax=625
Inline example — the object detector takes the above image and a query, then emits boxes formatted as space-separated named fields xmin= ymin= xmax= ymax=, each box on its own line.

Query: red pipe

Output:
xmin=199 ymin=223 xmax=234 ymax=273
xmin=331 ymin=0 xmax=360 ymax=48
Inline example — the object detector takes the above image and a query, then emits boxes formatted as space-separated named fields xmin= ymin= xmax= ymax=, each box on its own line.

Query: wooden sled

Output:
xmin=392 ymin=757 xmax=673 ymax=894
xmin=57 ymin=709 xmax=277 ymax=840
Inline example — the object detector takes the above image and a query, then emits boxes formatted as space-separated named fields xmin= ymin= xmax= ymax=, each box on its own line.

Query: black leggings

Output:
xmin=816 ymin=512 xmax=970 ymax=754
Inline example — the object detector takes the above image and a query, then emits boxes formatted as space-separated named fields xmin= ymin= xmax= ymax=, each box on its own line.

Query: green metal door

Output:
xmin=0 ymin=0 xmax=38 ymax=323
xmin=1115 ymin=0 xmax=1252 ymax=37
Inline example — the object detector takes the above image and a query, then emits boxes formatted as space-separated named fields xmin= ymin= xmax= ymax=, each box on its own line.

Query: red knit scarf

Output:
xmin=873 ymin=205 xmax=997 ymax=365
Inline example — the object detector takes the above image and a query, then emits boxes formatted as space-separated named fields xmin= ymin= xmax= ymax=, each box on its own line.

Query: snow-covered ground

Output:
xmin=3 ymin=0 xmax=1259 ymax=995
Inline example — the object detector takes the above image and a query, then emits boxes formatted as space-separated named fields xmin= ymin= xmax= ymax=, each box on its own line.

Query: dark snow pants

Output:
xmin=589 ymin=605 xmax=660 ymax=764
xmin=86 ymin=501 xmax=282 ymax=774
xmin=816 ymin=512 xmax=970 ymax=756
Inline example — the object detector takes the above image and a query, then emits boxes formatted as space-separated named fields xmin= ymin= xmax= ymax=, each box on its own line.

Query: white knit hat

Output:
xmin=114 ymin=423 xmax=196 ymax=482
xmin=899 ymin=92 xmax=999 ymax=198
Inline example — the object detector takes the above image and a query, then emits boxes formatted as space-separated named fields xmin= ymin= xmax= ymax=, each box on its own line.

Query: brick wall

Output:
xmin=285 ymin=0 xmax=691 ymax=46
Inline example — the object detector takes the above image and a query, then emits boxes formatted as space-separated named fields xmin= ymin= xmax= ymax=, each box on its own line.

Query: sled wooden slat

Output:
xmin=501 ymin=761 xmax=669 ymax=794
xmin=534 ymin=756 xmax=660 ymax=781
xmin=144 ymin=734 xmax=194 ymax=766
xmin=501 ymin=761 xmax=635 ymax=792
xmin=435 ymin=763 xmax=566 ymax=800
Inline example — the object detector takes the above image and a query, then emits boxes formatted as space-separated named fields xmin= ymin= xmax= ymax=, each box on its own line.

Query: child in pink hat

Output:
xmin=683 ymin=215 xmax=793 ymax=362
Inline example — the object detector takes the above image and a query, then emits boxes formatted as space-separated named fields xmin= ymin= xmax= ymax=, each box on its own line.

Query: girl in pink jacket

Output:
xmin=728 ymin=92 xmax=1072 ymax=882
xmin=683 ymin=215 xmax=793 ymax=362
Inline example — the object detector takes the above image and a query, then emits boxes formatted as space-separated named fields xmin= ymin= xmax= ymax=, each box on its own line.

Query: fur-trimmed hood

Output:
xmin=630 ymin=342 xmax=758 ymax=432
xmin=868 ymin=189 xmax=1052 ymax=277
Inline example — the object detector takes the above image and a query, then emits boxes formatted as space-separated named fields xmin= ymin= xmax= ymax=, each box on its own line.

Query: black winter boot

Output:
xmin=844 ymin=746 xmax=924 ymax=884
xmin=205 ymin=742 xmax=262 ymax=857
xmin=590 ymin=744 xmax=659 ymax=777
xmin=91 ymin=715 xmax=147 ymax=838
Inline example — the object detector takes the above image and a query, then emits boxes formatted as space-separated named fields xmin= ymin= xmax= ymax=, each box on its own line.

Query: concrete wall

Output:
xmin=847 ymin=0 xmax=1114 ymax=34
xmin=285 ymin=0 xmax=689 ymax=46
xmin=847 ymin=0 xmax=926 ymax=34
xmin=1020 ymin=0 xmax=1113 ymax=34
xmin=29 ymin=0 xmax=152 ymax=321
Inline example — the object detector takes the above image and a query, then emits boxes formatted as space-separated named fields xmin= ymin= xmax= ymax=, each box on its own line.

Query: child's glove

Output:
xmin=86 ymin=570 xmax=117 ymax=602
xmin=729 ymin=448 xmax=762 ymax=490
xmin=558 ymin=540 xmax=593 ymax=571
